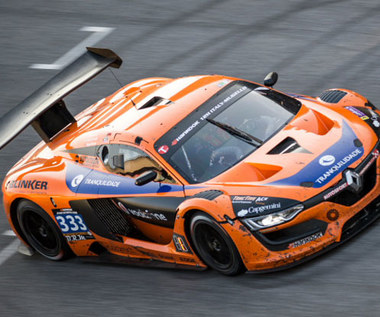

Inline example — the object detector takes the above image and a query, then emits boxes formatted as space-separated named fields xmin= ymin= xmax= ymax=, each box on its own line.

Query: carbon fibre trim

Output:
xmin=253 ymin=219 xmax=328 ymax=251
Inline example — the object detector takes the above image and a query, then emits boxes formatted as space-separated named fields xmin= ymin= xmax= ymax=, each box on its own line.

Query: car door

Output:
xmin=70 ymin=142 xmax=186 ymax=244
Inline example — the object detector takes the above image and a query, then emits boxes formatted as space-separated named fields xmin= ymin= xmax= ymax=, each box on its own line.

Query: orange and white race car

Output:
xmin=1 ymin=48 xmax=380 ymax=275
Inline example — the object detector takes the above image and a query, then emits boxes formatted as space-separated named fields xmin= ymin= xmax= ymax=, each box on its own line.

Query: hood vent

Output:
xmin=267 ymin=137 xmax=311 ymax=155
xmin=137 ymin=96 xmax=172 ymax=110
xmin=318 ymin=90 xmax=347 ymax=103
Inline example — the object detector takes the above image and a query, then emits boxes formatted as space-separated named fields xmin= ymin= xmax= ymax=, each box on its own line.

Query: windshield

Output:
xmin=155 ymin=81 xmax=301 ymax=183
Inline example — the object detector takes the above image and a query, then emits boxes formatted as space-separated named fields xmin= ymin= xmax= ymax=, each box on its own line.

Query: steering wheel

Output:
xmin=210 ymin=146 xmax=244 ymax=168
xmin=240 ymin=116 xmax=276 ymax=140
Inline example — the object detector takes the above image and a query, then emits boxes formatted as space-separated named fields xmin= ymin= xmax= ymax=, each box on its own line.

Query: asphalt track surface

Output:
xmin=1 ymin=0 xmax=380 ymax=316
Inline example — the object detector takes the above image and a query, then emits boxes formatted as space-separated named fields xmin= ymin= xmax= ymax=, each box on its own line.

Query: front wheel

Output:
xmin=17 ymin=200 xmax=72 ymax=260
xmin=190 ymin=212 xmax=246 ymax=276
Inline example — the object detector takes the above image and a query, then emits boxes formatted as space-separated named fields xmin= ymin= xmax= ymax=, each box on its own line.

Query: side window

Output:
xmin=98 ymin=144 xmax=176 ymax=184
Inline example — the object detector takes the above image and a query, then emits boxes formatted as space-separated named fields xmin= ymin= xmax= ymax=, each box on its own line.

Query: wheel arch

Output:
xmin=176 ymin=193 xmax=236 ymax=252
xmin=9 ymin=198 xmax=30 ymax=246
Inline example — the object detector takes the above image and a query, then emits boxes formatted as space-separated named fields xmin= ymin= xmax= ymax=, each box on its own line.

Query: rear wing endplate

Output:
xmin=0 ymin=47 xmax=122 ymax=149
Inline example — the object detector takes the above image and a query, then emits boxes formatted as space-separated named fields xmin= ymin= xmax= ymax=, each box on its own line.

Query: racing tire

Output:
xmin=190 ymin=212 xmax=246 ymax=276
xmin=17 ymin=200 xmax=72 ymax=260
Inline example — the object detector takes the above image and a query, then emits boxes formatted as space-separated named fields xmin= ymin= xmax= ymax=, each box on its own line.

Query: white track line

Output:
xmin=0 ymin=240 xmax=19 ymax=266
xmin=3 ymin=230 xmax=16 ymax=236
xmin=30 ymin=26 xmax=114 ymax=70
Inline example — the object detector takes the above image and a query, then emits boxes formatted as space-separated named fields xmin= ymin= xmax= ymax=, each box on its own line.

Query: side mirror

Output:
xmin=135 ymin=170 xmax=157 ymax=186
xmin=112 ymin=154 xmax=124 ymax=169
xmin=264 ymin=72 xmax=278 ymax=87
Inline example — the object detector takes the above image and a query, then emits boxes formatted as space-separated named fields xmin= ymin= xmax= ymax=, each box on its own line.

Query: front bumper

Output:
xmin=247 ymin=196 xmax=380 ymax=273
xmin=225 ymin=147 xmax=380 ymax=272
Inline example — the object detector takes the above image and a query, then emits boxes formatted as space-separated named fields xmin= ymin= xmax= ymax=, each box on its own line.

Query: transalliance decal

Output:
xmin=65 ymin=163 xmax=184 ymax=195
xmin=270 ymin=121 xmax=364 ymax=188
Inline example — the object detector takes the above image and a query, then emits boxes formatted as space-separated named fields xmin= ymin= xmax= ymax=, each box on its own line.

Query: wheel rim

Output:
xmin=23 ymin=211 xmax=60 ymax=255
xmin=194 ymin=223 xmax=233 ymax=269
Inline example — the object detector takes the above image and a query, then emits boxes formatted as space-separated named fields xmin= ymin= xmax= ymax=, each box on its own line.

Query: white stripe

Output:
xmin=0 ymin=240 xmax=19 ymax=266
xmin=3 ymin=230 xmax=16 ymax=236
xmin=30 ymin=26 xmax=115 ymax=70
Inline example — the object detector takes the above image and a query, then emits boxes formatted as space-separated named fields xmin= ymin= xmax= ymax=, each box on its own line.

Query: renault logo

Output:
xmin=344 ymin=170 xmax=363 ymax=193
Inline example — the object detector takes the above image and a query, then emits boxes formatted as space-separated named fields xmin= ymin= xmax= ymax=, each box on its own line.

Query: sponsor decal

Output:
xmin=288 ymin=232 xmax=323 ymax=249
xmin=231 ymin=195 xmax=300 ymax=217
xmin=323 ymin=182 xmax=348 ymax=200
xmin=83 ymin=178 xmax=120 ymax=187
xmin=6 ymin=179 xmax=48 ymax=190
xmin=54 ymin=210 xmax=94 ymax=242
xmin=359 ymin=149 xmax=379 ymax=175
xmin=65 ymin=163 xmax=185 ymax=195
xmin=179 ymin=257 xmax=196 ymax=263
xmin=315 ymin=148 xmax=362 ymax=186
xmin=217 ymin=80 xmax=228 ymax=87
xmin=319 ymin=155 xmax=335 ymax=166
xmin=158 ymin=145 xmax=169 ymax=154
xmin=117 ymin=202 xmax=168 ymax=222
xmin=237 ymin=203 xmax=281 ymax=217
xmin=345 ymin=106 xmax=369 ymax=120
xmin=65 ymin=234 xmax=94 ymax=242
xmin=105 ymin=244 xmax=139 ymax=255
xmin=199 ymin=86 xmax=247 ymax=122
xmin=172 ymin=120 xmax=200 ymax=145
xmin=232 ymin=196 xmax=268 ymax=204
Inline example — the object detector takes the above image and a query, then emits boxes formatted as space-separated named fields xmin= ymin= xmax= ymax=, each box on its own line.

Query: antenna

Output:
xmin=109 ymin=68 xmax=123 ymax=88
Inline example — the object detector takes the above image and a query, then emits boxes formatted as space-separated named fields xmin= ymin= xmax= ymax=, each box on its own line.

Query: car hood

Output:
xmin=206 ymin=102 xmax=377 ymax=196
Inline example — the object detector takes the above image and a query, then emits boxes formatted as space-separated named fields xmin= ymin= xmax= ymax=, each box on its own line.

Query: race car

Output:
xmin=1 ymin=47 xmax=380 ymax=275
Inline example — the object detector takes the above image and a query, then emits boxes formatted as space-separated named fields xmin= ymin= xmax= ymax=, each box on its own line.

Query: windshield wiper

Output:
xmin=206 ymin=118 xmax=263 ymax=147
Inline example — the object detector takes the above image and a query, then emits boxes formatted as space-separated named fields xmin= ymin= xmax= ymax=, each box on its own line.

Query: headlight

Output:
xmin=241 ymin=204 xmax=304 ymax=230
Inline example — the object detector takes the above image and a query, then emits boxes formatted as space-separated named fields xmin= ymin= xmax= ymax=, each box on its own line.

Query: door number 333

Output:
xmin=55 ymin=213 xmax=88 ymax=233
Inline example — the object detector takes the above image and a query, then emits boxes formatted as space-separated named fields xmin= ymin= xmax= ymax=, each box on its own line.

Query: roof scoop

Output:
xmin=137 ymin=96 xmax=172 ymax=110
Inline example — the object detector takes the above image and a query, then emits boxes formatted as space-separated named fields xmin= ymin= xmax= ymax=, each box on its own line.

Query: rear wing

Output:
xmin=0 ymin=47 xmax=122 ymax=149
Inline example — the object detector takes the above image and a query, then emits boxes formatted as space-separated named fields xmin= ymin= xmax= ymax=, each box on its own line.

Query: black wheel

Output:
xmin=17 ymin=200 xmax=72 ymax=260
xmin=190 ymin=212 xmax=246 ymax=276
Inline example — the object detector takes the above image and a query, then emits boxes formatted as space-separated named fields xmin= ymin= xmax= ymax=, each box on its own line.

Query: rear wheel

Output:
xmin=17 ymin=200 xmax=72 ymax=260
xmin=190 ymin=212 xmax=246 ymax=276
